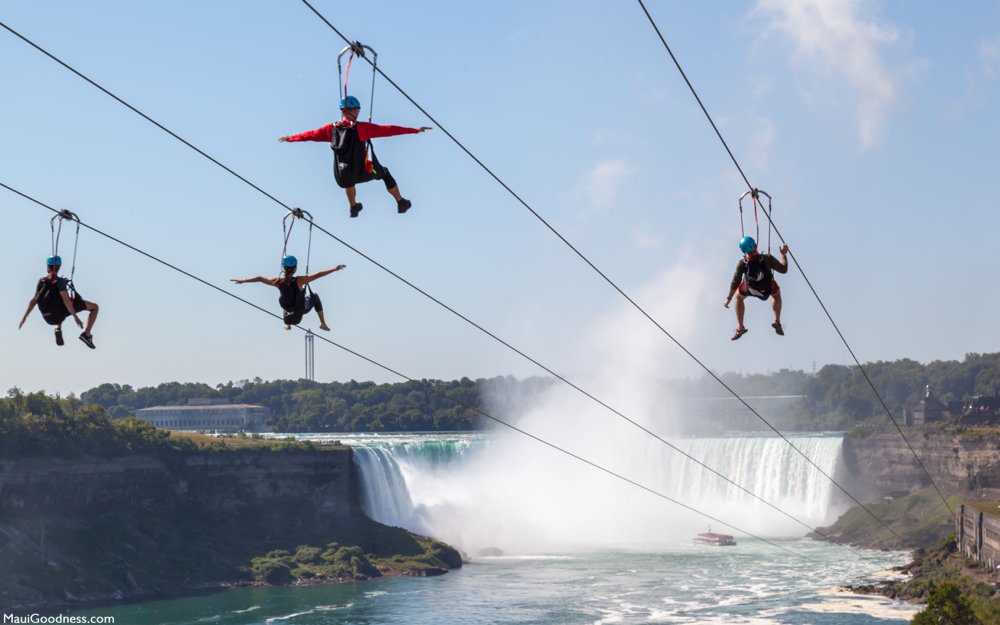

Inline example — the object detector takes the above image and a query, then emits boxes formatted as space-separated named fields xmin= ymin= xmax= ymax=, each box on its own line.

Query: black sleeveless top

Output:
xmin=277 ymin=277 xmax=304 ymax=312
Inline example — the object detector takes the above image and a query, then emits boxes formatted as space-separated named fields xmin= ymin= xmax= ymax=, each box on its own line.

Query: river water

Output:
xmin=71 ymin=432 xmax=919 ymax=624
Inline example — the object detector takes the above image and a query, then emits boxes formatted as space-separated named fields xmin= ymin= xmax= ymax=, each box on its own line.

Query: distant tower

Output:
xmin=304 ymin=330 xmax=315 ymax=381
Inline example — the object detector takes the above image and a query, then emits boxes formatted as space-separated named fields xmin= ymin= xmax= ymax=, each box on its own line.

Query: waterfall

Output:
xmin=348 ymin=433 xmax=848 ymax=555
xmin=351 ymin=446 xmax=416 ymax=529
xmin=657 ymin=435 xmax=845 ymax=526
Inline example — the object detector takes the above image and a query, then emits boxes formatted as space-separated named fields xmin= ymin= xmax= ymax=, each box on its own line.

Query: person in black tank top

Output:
xmin=724 ymin=236 xmax=790 ymax=341
xmin=232 ymin=255 xmax=346 ymax=330
xmin=18 ymin=255 xmax=100 ymax=348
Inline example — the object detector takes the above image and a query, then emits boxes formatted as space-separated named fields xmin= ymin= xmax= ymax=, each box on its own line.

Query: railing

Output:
xmin=956 ymin=504 xmax=1000 ymax=573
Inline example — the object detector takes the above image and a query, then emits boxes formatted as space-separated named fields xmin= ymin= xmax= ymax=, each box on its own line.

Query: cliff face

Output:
xmin=0 ymin=448 xmax=362 ymax=612
xmin=0 ymin=450 xmax=356 ymax=518
xmin=841 ymin=430 xmax=1000 ymax=501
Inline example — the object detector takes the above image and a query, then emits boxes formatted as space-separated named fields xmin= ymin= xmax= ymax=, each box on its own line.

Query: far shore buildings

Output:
xmin=905 ymin=385 xmax=948 ymax=426
xmin=135 ymin=398 xmax=270 ymax=432
xmin=903 ymin=385 xmax=1000 ymax=426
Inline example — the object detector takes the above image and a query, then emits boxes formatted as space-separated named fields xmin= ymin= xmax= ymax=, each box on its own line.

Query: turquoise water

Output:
xmin=72 ymin=539 xmax=915 ymax=624
xmin=69 ymin=432 xmax=918 ymax=623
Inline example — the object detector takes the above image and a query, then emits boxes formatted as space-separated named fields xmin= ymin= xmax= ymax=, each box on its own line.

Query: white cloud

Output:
xmin=579 ymin=158 xmax=629 ymax=208
xmin=981 ymin=37 xmax=1000 ymax=81
xmin=753 ymin=0 xmax=906 ymax=148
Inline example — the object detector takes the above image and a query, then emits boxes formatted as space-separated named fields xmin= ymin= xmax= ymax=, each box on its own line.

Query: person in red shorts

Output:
xmin=278 ymin=95 xmax=431 ymax=218
xmin=724 ymin=236 xmax=789 ymax=341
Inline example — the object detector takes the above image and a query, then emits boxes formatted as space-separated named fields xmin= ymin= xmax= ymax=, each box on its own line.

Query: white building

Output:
xmin=135 ymin=398 xmax=269 ymax=432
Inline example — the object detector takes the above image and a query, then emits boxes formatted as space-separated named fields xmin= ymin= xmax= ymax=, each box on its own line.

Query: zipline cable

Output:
xmin=0 ymin=15 xmax=905 ymax=546
xmin=295 ymin=1 xmax=910 ymax=544
xmin=633 ymin=0 xmax=955 ymax=519
xmin=2 ymin=179 xmax=829 ymax=563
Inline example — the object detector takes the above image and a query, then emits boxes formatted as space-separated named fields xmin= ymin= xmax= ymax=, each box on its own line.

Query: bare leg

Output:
xmin=84 ymin=301 xmax=99 ymax=334
xmin=771 ymin=292 xmax=782 ymax=325
xmin=345 ymin=186 xmax=358 ymax=207
xmin=735 ymin=293 xmax=747 ymax=330
xmin=315 ymin=308 xmax=330 ymax=331
xmin=386 ymin=185 xmax=403 ymax=202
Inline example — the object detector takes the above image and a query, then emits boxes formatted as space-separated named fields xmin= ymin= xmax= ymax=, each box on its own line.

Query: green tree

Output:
xmin=911 ymin=581 xmax=980 ymax=625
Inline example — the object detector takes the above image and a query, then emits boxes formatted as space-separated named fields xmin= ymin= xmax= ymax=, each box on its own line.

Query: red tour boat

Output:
xmin=693 ymin=526 xmax=737 ymax=546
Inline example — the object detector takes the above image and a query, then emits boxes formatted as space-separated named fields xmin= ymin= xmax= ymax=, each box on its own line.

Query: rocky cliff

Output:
xmin=0 ymin=449 xmax=355 ymax=518
xmin=0 ymin=447 xmax=459 ymax=613
xmin=841 ymin=428 xmax=1000 ymax=501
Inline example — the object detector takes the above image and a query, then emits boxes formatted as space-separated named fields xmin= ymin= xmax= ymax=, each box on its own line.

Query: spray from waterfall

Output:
xmin=353 ymin=263 xmax=848 ymax=554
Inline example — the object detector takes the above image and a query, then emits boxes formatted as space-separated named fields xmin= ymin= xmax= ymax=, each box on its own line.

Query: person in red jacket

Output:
xmin=279 ymin=95 xmax=431 ymax=218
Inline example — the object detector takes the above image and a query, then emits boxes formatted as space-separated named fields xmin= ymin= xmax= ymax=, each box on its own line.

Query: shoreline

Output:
xmin=27 ymin=563 xmax=457 ymax=616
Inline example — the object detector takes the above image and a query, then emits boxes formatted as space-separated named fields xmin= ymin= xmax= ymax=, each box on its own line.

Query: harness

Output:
xmin=36 ymin=275 xmax=65 ymax=314
xmin=738 ymin=188 xmax=774 ymax=255
xmin=279 ymin=208 xmax=315 ymax=311
xmin=332 ymin=41 xmax=383 ymax=188
xmin=50 ymin=209 xmax=81 ymax=298
xmin=742 ymin=253 xmax=774 ymax=298
xmin=331 ymin=122 xmax=384 ymax=187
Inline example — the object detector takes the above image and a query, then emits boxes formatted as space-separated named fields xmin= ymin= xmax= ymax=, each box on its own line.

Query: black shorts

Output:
xmin=282 ymin=293 xmax=322 ymax=326
xmin=347 ymin=165 xmax=397 ymax=191
xmin=41 ymin=291 xmax=87 ymax=326
xmin=739 ymin=280 xmax=779 ymax=301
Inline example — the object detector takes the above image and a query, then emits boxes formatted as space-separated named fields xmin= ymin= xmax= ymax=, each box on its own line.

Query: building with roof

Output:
xmin=904 ymin=385 xmax=948 ymax=426
xmin=135 ymin=398 xmax=270 ymax=432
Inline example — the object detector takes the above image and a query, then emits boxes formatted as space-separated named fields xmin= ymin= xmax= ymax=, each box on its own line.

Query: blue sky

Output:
xmin=2 ymin=1 xmax=999 ymax=397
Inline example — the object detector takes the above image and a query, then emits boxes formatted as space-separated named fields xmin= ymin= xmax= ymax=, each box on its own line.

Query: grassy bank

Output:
xmin=849 ymin=535 xmax=1000 ymax=623
xmin=813 ymin=488 xmax=962 ymax=550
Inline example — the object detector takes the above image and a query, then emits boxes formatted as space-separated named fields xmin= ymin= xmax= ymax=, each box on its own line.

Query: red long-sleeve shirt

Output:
xmin=284 ymin=121 xmax=420 ymax=143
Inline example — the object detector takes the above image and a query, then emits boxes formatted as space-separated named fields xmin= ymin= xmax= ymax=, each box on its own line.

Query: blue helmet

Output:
xmin=340 ymin=95 xmax=361 ymax=110
xmin=46 ymin=255 xmax=62 ymax=267
xmin=281 ymin=255 xmax=298 ymax=269
xmin=738 ymin=236 xmax=757 ymax=255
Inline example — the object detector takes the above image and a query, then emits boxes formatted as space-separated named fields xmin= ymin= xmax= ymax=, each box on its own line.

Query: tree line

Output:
xmin=44 ymin=352 xmax=1000 ymax=433
xmin=80 ymin=376 xmax=556 ymax=432
xmin=672 ymin=352 xmax=1000 ymax=430
xmin=0 ymin=389 xmax=189 ymax=457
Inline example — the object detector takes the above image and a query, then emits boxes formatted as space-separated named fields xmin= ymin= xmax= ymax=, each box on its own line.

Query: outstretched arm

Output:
xmin=18 ymin=295 xmax=38 ymax=329
xmin=355 ymin=122 xmax=432 ymax=142
xmin=299 ymin=265 xmax=347 ymax=286
xmin=278 ymin=124 xmax=335 ymax=143
xmin=231 ymin=276 xmax=278 ymax=286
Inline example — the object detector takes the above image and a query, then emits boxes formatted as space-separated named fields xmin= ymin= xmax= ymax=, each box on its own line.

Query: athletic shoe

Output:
xmin=54 ymin=328 xmax=64 ymax=346
xmin=79 ymin=332 xmax=96 ymax=349
xmin=350 ymin=203 xmax=363 ymax=218
xmin=284 ymin=324 xmax=292 ymax=331
xmin=397 ymin=198 xmax=412 ymax=214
